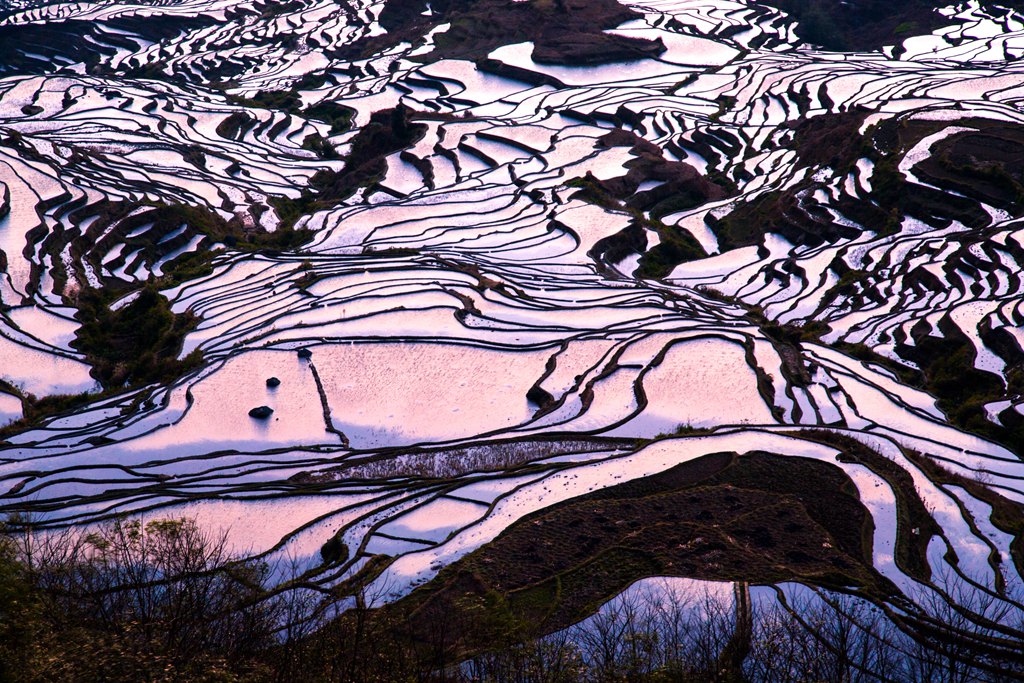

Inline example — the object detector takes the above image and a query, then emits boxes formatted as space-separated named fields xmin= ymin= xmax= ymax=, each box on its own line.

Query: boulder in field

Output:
xmin=248 ymin=405 xmax=274 ymax=419
xmin=527 ymin=384 xmax=555 ymax=409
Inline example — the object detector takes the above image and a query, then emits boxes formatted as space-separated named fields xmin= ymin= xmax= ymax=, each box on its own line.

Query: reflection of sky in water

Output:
xmin=315 ymin=342 xmax=547 ymax=448
xmin=0 ymin=392 xmax=23 ymax=427
xmin=2 ymin=0 xmax=1024 ymax=635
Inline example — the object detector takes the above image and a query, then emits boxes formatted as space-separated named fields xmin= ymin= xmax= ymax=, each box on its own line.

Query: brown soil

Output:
xmin=367 ymin=450 xmax=880 ymax=658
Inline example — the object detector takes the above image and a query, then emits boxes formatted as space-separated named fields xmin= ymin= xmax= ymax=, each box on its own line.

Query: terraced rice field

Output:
xmin=3 ymin=0 xmax=1024 ymax=672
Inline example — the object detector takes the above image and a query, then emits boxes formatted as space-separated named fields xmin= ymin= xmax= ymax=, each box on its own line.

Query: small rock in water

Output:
xmin=297 ymin=348 xmax=313 ymax=359
xmin=266 ymin=377 xmax=281 ymax=388
xmin=249 ymin=405 xmax=274 ymax=419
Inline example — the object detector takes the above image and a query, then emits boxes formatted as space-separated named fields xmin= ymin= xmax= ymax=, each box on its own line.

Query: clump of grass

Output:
xmin=654 ymin=422 xmax=713 ymax=439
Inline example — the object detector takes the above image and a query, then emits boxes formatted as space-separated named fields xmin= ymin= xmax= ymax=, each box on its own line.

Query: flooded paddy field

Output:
xmin=4 ymin=0 xmax=1024 ymax=676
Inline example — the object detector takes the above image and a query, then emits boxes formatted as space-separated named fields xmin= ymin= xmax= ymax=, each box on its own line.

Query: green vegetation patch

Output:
xmin=376 ymin=0 xmax=658 ymax=65
xmin=568 ymin=130 xmax=729 ymax=279
xmin=882 ymin=315 xmax=1024 ymax=456
xmin=223 ymin=83 xmax=354 ymax=159
xmin=758 ymin=0 xmax=952 ymax=52
xmin=73 ymin=286 xmax=202 ymax=389
xmin=78 ymin=200 xmax=312 ymax=259
xmin=709 ymin=111 xmax=998 ymax=254
xmin=270 ymin=106 xmax=427 ymax=229
xmin=634 ymin=217 xmax=708 ymax=279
